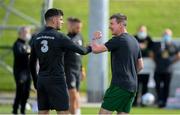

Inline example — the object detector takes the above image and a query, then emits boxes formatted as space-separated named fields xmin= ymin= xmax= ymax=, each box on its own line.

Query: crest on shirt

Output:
xmin=71 ymin=81 xmax=76 ymax=87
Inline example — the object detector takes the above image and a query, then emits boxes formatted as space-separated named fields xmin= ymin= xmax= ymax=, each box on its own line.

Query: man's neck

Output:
xmin=117 ymin=29 xmax=128 ymax=36
xmin=18 ymin=37 xmax=26 ymax=42
xmin=46 ymin=23 xmax=56 ymax=29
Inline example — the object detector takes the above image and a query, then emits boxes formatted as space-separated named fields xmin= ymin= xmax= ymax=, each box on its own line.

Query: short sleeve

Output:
xmin=105 ymin=38 xmax=119 ymax=51
xmin=138 ymin=49 xmax=142 ymax=59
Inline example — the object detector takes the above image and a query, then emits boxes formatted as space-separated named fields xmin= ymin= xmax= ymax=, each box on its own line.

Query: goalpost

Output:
xmin=87 ymin=0 xmax=109 ymax=102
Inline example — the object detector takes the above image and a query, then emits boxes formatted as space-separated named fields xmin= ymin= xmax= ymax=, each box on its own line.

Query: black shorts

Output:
xmin=65 ymin=70 xmax=81 ymax=91
xmin=37 ymin=77 xmax=69 ymax=111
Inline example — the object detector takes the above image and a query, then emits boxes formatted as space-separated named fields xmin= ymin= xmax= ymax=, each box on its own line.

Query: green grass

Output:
xmin=1 ymin=104 xmax=180 ymax=114
xmin=1 ymin=0 xmax=180 ymax=91
xmin=110 ymin=0 xmax=180 ymax=38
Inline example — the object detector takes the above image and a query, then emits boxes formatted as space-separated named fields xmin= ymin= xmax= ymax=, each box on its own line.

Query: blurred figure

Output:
xmin=153 ymin=29 xmax=180 ymax=108
xmin=29 ymin=27 xmax=41 ymax=46
xmin=64 ymin=17 xmax=85 ymax=115
xmin=12 ymin=26 xmax=32 ymax=114
xmin=133 ymin=25 xmax=153 ymax=106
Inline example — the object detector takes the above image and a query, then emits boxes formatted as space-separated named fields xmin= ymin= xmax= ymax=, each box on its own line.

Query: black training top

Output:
xmin=105 ymin=33 xmax=142 ymax=92
xmin=64 ymin=33 xmax=83 ymax=78
xmin=13 ymin=38 xmax=30 ymax=75
xmin=154 ymin=42 xmax=179 ymax=73
xmin=30 ymin=26 xmax=91 ymax=85
xmin=134 ymin=35 xmax=153 ymax=57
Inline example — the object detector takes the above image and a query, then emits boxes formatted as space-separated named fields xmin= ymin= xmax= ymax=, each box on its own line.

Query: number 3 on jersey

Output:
xmin=41 ymin=40 xmax=48 ymax=53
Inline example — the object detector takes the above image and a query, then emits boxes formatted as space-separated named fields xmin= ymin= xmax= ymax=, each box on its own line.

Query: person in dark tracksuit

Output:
xmin=12 ymin=26 xmax=32 ymax=114
xmin=153 ymin=29 xmax=180 ymax=108
xmin=133 ymin=25 xmax=154 ymax=106
xmin=64 ymin=17 xmax=85 ymax=114
xmin=29 ymin=8 xmax=91 ymax=114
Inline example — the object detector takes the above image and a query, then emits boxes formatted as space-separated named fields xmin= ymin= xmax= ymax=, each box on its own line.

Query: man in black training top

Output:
xmin=91 ymin=13 xmax=144 ymax=114
xmin=64 ymin=17 xmax=85 ymax=114
xmin=12 ymin=26 xmax=31 ymax=114
xmin=29 ymin=8 xmax=91 ymax=114
xmin=153 ymin=29 xmax=180 ymax=108
xmin=133 ymin=25 xmax=154 ymax=106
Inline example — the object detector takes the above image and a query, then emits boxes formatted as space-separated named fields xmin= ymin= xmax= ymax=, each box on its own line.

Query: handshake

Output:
xmin=90 ymin=31 xmax=107 ymax=54
xmin=92 ymin=31 xmax=102 ymax=40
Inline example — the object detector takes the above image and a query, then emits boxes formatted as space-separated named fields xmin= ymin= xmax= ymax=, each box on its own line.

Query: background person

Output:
xmin=133 ymin=25 xmax=154 ymax=106
xmin=64 ymin=17 xmax=86 ymax=114
xmin=153 ymin=28 xmax=180 ymax=108
xmin=12 ymin=26 xmax=32 ymax=114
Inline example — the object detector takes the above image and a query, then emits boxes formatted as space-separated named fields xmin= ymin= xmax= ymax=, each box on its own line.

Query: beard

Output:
xmin=56 ymin=24 xmax=62 ymax=30
xmin=56 ymin=26 xmax=60 ymax=30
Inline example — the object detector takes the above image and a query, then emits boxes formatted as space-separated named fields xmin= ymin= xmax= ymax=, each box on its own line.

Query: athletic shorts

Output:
xmin=101 ymin=85 xmax=136 ymax=113
xmin=65 ymin=70 xmax=81 ymax=91
xmin=37 ymin=77 xmax=69 ymax=111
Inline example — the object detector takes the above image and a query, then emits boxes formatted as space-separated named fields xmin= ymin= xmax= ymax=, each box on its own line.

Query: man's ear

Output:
xmin=51 ymin=17 xmax=56 ymax=24
xmin=119 ymin=22 xmax=123 ymax=27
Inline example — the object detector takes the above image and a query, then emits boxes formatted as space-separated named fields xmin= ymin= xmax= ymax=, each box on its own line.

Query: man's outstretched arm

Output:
xmin=91 ymin=40 xmax=108 ymax=54
xmin=91 ymin=31 xmax=108 ymax=53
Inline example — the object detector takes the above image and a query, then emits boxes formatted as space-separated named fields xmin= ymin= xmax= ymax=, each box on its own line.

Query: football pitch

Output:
xmin=1 ymin=104 xmax=180 ymax=114
xmin=1 ymin=0 xmax=180 ymax=92
xmin=1 ymin=1 xmax=180 ymax=114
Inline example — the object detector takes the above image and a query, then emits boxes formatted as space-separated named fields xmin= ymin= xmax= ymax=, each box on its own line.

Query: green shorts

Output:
xmin=101 ymin=85 xmax=136 ymax=113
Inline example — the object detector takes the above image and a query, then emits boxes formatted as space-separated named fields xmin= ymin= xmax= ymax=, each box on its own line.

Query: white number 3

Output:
xmin=41 ymin=40 xmax=48 ymax=53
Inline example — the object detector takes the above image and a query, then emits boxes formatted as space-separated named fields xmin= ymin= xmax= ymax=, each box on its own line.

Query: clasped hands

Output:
xmin=90 ymin=31 xmax=102 ymax=53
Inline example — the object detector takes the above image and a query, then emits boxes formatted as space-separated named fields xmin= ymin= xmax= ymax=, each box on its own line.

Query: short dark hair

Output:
xmin=45 ymin=8 xmax=64 ymax=21
xmin=67 ymin=17 xmax=81 ymax=23
xmin=67 ymin=17 xmax=74 ymax=22
xmin=73 ymin=18 xmax=81 ymax=23
xmin=110 ymin=13 xmax=127 ymax=26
